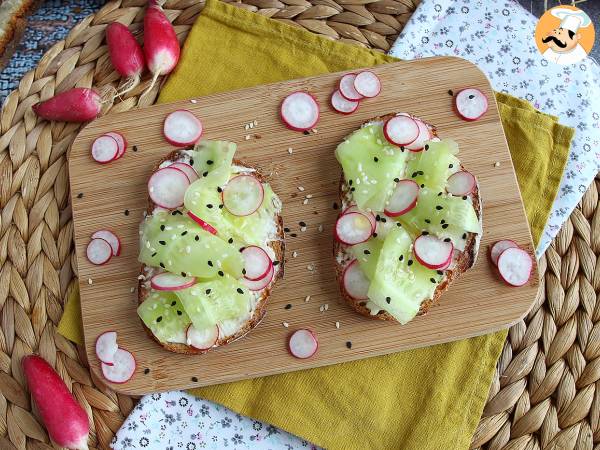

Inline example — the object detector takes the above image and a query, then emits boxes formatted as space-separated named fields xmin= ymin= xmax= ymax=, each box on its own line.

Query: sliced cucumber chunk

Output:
xmin=137 ymin=290 xmax=191 ymax=343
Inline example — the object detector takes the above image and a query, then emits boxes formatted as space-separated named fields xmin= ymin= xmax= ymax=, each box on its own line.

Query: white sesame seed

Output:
xmin=249 ymin=123 xmax=254 ymax=129
xmin=130 ymin=287 xmax=136 ymax=293
xmin=190 ymin=99 xmax=198 ymax=104
xmin=303 ymin=199 xmax=309 ymax=205
xmin=253 ymin=120 xmax=258 ymax=126
xmin=307 ymin=264 xmax=314 ymax=271
xmin=312 ymin=128 xmax=318 ymax=134
xmin=318 ymin=224 xmax=323 ymax=232
xmin=245 ymin=135 xmax=251 ymax=140
xmin=319 ymin=305 xmax=324 ymax=312
xmin=88 ymin=278 xmax=93 ymax=285
xmin=282 ymin=322 xmax=289 ymax=328
xmin=300 ymin=226 xmax=307 ymax=232
xmin=292 ymin=251 xmax=298 ymax=258
xmin=306 ymin=194 xmax=313 ymax=199
xmin=494 ymin=161 xmax=501 ymax=167
xmin=305 ymin=295 xmax=311 ymax=302
xmin=324 ymin=303 xmax=329 ymax=311
xmin=288 ymin=148 xmax=293 ymax=154
xmin=298 ymin=186 xmax=305 ymax=192
xmin=138 ymin=274 xmax=146 ymax=280
xmin=335 ymin=321 xmax=340 ymax=329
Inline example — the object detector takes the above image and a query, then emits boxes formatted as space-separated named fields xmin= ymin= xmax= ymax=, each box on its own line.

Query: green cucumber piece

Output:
xmin=348 ymin=238 xmax=383 ymax=280
xmin=137 ymin=290 xmax=191 ymax=343
xmin=190 ymin=140 xmax=236 ymax=185
xmin=405 ymin=140 xmax=461 ymax=192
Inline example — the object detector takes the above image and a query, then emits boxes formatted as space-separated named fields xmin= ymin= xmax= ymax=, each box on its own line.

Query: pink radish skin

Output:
xmin=335 ymin=212 xmax=373 ymax=245
xmin=33 ymin=88 xmax=101 ymax=122
xmin=91 ymin=135 xmax=119 ymax=164
xmin=144 ymin=1 xmax=180 ymax=79
xmin=343 ymin=205 xmax=376 ymax=232
xmin=86 ymin=238 xmax=113 ymax=265
xmin=490 ymin=239 xmax=519 ymax=266
xmin=338 ymin=73 xmax=364 ymax=101
xmin=497 ymin=247 xmax=532 ymax=287
xmin=280 ymin=91 xmax=320 ymax=131
xmin=91 ymin=230 xmax=121 ymax=256
xmin=170 ymin=162 xmax=199 ymax=183
xmin=104 ymin=132 xmax=127 ymax=159
xmin=187 ymin=211 xmax=218 ymax=235
xmin=405 ymin=119 xmax=431 ymax=152
xmin=342 ymin=259 xmax=370 ymax=300
xmin=95 ymin=331 xmax=118 ymax=365
xmin=384 ymin=180 xmax=419 ymax=217
xmin=242 ymin=265 xmax=274 ymax=291
xmin=163 ymin=110 xmax=203 ymax=147
xmin=241 ymin=246 xmax=273 ymax=281
xmin=222 ymin=175 xmax=264 ymax=216
xmin=413 ymin=235 xmax=454 ymax=269
xmin=106 ymin=22 xmax=145 ymax=80
xmin=455 ymin=88 xmax=488 ymax=121
xmin=446 ymin=171 xmax=476 ymax=196
xmin=22 ymin=355 xmax=90 ymax=449
xmin=101 ymin=348 xmax=136 ymax=384
xmin=150 ymin=273 xmax=196 ymax=291
xmin=331 ymin=90 xmax=359 ymax=115
xmin=148 ymin=167 xmax=190 ymax=209
xmin=383 ymin=116 xmax=419 ymax=146
xmin=353 ymin=71 xmax=381 ymax=98
xmin=288 ymin=329 xmax=318 ymax=359
xmin=186 ymin=324 xmax=219 ymax=350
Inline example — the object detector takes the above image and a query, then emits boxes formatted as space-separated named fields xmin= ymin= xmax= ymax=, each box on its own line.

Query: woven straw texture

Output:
xmin=0 ymin=0 xmax=598 ymax=448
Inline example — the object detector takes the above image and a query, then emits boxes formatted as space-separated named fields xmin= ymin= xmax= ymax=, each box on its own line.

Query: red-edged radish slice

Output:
xmin=163 ymin=110 xmax=203 ymax=147
xmin=105 ymin=132 xmax=127 ymax=159
xmin=343 ymin=259 xmax=370 ymax=300
xmin=241 ymin=246 xmax=272 ymax=281
xmin=335 ymin=212 xmax=373 ymax=245
xmin=187 ymin=211 xmax=218 ymax=235
xmin=101 ymin=348 xmax=136 ymax=384
xmin=331 ymin=90 xmax=359 ymax=115
xmin=413 ymin=234 xmax=454 ymax=269
xmin=86 ymin=238 xmax=113 ymax=265
xmin=148 ymin=167 xmax=190 ymax=209
xmin=455 ymin=88 xmax=488 ymax=121
xmin=170 ymin=162 xmax=199 ymax=183
xmin=95 ymin=331 xmax=118 ymax=365
xmin=288 ymin=329 xmax=318 ymax=359
xmin=384 ymin=180 xmax=419 ymax=217
xmin=497 ymin=247 xmax=532 ymax=287
xmin=338 ymin=73 xmax=364 ymax=101
xmin=91 ymin=135 xmax=119 ymax=163
xmin=222 ymin=174 xmax=264 ymax=216
xmin=353 ymin=71 xmax=381 ymax=98
xmin=405 ymin=119 xmax=431 ymax=152
xmin=186 ymin=324 xmax=219 ymax=350
xmin=343 ymin=205 xmax=376 ymax=232
xmin=280 ymin=91 xmax=319 ymax=131
xmin=447 ymin=171 xmax=476 ymax=196
xmin=91 ymin=230 xmax=121 ymax=256
xmin=242 ymin=265 xmax=274 ymax=291
xmin=490 ymin=240 xmax=520 ymax=266
xmin=150 ymin=273 xmax=196 ymax=291
xmin=383 ymin=115 xmax=419 ymax=146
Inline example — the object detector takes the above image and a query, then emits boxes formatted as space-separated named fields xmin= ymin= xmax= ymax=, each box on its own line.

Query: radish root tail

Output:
xmin=142 ymin=71 xmax=161 ymax=98
xmin=116 ymin=75 xmax=141 ymax=97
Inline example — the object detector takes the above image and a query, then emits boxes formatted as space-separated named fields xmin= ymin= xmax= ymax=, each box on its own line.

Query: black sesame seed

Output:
xmin=219 ymin=204 xmax=224 ymax=209
xmin=462 ymin=196 xmax=468 ymax=200
xmin=205 ymin=289 xmax=211 ymax=295
xmin=181 ymin=272 xmax=186 ymax=277
xmin=350 ymin=187 xmax=355 ymax=192
xmin=237 ymin=288 xmax=244 ymax=294
xmin=159 ymin=240 xmax=166 ymax=245
xmin=448 ymin=89 xmax=454 ymax=96
xmin=372 ymin=232 xmax=378 ymax=238
xmin=408 ymin=260 xmax=413 ymax=266
xmin=124 ymin=209 xmax=130 ymax=216
xmin=462 ymin=233 xmax=467 ymax=239
xmin=285 ymin=304 xmax=292 ymax=310
xmin=159 ymin=262 xmax=165 ymax=268
xmin=299 ymin=221 xmax=306 ymax=227
xmin=441 ymin=219 xmax=446 ymax=224
xmin=207 ymin=260 xmax=213 ymax=267
xmin=218 ymin=270 xmax=224 ymax=277
xmin=396 ymin=222 xmax=402 ymax=227
xmin=444 ymin=238 xmax=451 ymax=242
xmin=217 ymin=187 xmax=222 ymax=193
xmin=380 ymin=217 xmax=387 ymax=223
xmin=420 ymin=184 xmax=425 ymax=188
xmin=284 ymin=227 xmax=290 ymax=232
xmin=151 ymin=252 xmax=157 ymax=257
xmin=191 ymin=376 xmax=198 ymax=382
xmin=242 ymin=269 xmax=246 ymax=275
xmin=181 ymin=231 xmax=188 ymax=236
xmin=303 ymin=130 xmax=310 ymax=135
xmin=430 ymin=278 xmax=436 ymax=283
xmin=171 ymin=301 xmax=177 ymax=306
xmin=412 ymin=172 xmax=418 ymax=178
xmin=424 ymin=144 xmax=429 ymax=151
xmin=385 ymin=297 xmax=391 ymax=304
xmin=437 ymin=270 xmax=444 ymax=275
xmin=228 ymin=237 xmax=234 ymax=244
xmin=375 ymin=215 xmax=381 ymax=222
xmin=206 ymin=204 xmax=213 ymax=209
xmin=449 ymin=164 xmax=454 ymax=168
xmin=156 ymin=316 xmax=162 ymax=322
xmin=333 ymin=202 xmax=339 ymax=210
xmin=422 ymin=231 xmax=429 ymax=235
xmin=132 ymin=145 xmax=138 ymax=152
xmin=160 ymin=225 xmax=165 ymax=231
xmin=273 ymin=260 xmax=280 ymax=266
xmin=364 ymin=250 xmax=371 ymax=255
xmin=77 ymin=192 xmax=84 ymax=199
xmin=290 ymin=233 xmax=297 ymax=237
xmin=177 ymin=310 xmax=183 ymax=316
xmin=400 ymin=146 xmax=405 ymax=152
xmin=438 ymin=192 xmax=443 ymax=196
xmin=399 ymin=255 xmax=404 ymax=261
xmin=195 ymin=235 xmax=200 ymax=241
xmin=144 ymin=368 xmax=150 ymax=374
xmin=418 ymin=171 xmax=424 ymax=175
xmin=348 ymin=179 xmax=353 ymax=186
xmin=207 ymin=160 xmax=214 ymax=165
xmin=374 ymin=157 xmax=379 ymax=162
xmin=468 ymin=94 xmax=475 ymax=99
xmin=394 ymin=177 xmax=400 ymax=182
xmin=425 ymin=219 xmax=431 ymax=224
xmin=346 ymin=341 xmax=352 ymax=349
xmin=436 ymin=205 xmax=443 ymax=210
xmin=189 ymin=158 xmax=194 ymax=166
xmin=442 ymin=224 xmax=449 ymax=229
xmin=203 ymin=171 xmax=208 ymax=177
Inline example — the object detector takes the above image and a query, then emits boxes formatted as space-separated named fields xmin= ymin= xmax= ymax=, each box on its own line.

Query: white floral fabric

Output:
xmin=389 ymin=0 xmax=600 ymax=256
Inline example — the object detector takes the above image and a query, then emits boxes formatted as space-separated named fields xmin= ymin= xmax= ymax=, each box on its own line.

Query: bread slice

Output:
xmin=334 ymin=114 xmax=482 ymax=321
xmin=139 ymin=150 xmax=284 ymax=354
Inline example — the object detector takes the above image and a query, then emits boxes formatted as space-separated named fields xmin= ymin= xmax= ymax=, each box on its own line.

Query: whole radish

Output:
xmin=22 ymin=355 xmax=89 ymax=449
xmin=32 ymin=88 xmax=101 ymax=122
xmin=106 ymin=22 xmax=145 ymax=95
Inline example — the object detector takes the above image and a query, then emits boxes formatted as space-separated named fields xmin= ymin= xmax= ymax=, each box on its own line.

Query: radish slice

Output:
xmin=455 ymin=88 xmax=488 ymax=121
xmin=280 ymin=91 xmax=319 ymax=131
xmin=150 ymin=273 xmax=196 ymax=291
xmin=497 ymin=247 xmax=532 ymax=287
xmin=413 ymin=234 xmax=454 ymax=269
xmin=383 ymin=116 xmax=419 ymax=146
xmin=405 ymin=119 xmax=431 ymax=152
xmin=148 ymin=167 xmax=190 ymax=209
xmin=105 ymin=132 xmax=127 ymax=159
xmin=343 ymin=205 xmax=376 ymax=232
xmin=186 ymin=324 xmax=219 ymax=350
xmin=490 ymin=240 xmax=519 ymax=266
xmin=86 ymin=238 xmax=113 ymax=265
xmin=338 ymin=73 xmax=364 ymax=101
xmin=222 ymin=175 xmax=264 ymax=216
xmin=331 ymin=90 xmax=359 ymax=115
xmin=384 ymin=180 xmax=419 ymax=217
xmin=163 ymin=110 xmax=203 ymax=147
xmin=91 ymin=230 xmax=121 ymax=256
xmin=91 ymin=135 xmax=119 ymax=163
xmin=101 ymin=348 xmax=136 ymax=384
xmin=187 ymin=211 xmax=218 ymax=235
xmin=288 ymin=329 xmax=318 ymax=359
xmin=170 ymin=162 xmax=199 ymax=183
xmin=447 ymin=171 xmax=476 ymax=196
xmin=335 ymin=212 xmax=373 ymax=245
xmin=241 ymin=246 xmax=272 ymax=281
xmin=95 ymin=331 xmax=118 ymax=365
xmin=343 ymin=259 xmax=370 ymax=300
xmin=242 ymin=265 xmax=274 ymax=291
xmin=353 ymin=71 xmax=381 ymax=98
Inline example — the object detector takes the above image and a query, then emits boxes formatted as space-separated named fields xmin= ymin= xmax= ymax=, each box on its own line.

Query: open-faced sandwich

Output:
xmin=334 ymin=114 xmax=482 ymax=324
xmin=137 ymin=140 xmax=284 ymax=354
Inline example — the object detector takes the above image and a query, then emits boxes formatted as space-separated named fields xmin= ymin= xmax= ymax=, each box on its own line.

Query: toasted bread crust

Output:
xmin=334 ymin=114 xmax=481 ymax=321
xmin=139 ymin=151 xmax=284 ymax=354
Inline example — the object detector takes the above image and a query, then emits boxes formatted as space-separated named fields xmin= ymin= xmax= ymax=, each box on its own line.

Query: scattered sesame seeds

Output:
xmin=298 ymin=186 xmax=305 ymax=192
xmin=191 ymin=376 xmax=198 ymax=382
xmin=144 ymin=368 xmax=150 ymax=374
xmin=318 ymin=224 xmax=323 ymax=232
xmin=245 ymin=134 xmax=251 ymax=140
xmin=285 ymin=304 xmax=292 ymax=310
xmin=137 ymin=274 xmax=146 ymax=280
xmin=288 ymin=147 xmax=293 ymax=154
xmin=324 ymin=303 xmax=329 ymax=311
xmin=335 ymin=321 xmax=340 ymax=329
xmin=305 ymin=295 xmax=311 ymax=302
xmin=190 ymin=99 xmax=198 ymax=104
xmin=130 ymin=287 xmax=136 ymax=293
xmin=88 ymin=278 xmax=93 ymax=285
xmin=77 ymin=192 xmax=84 ymax=199
xmin=303 ymin=199 xmax=309 ymax=205
xmin=300 ymin=226 xmax=307 ymax=232
xmin=346 ymin=341 xmax=352 ymax=349
xmin=306 ymin=194 xmax=313 ymax=199
xmin=494 ymin=161 xmax=501 ymax=167
xmin=307 ymin=264 xmax=315 ymax=272
xmin=311 ymin=128 xmax=318 ymax=134
xmin=292 ymin=251 xmax=298 ymax=258
xmin=282 ymin=322 xmax=289 ymax=328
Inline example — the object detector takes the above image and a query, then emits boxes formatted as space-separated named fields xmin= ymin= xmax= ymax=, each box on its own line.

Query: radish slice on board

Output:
xmin=91 ymin=230 xmax=121 ymax=256
xmin=242 ymin=265 xmax=274 ymax=291
xmin=222 ymin=175 xmax=264 ymax=216
xmin=343 ymin=259 xmax=370 ymax=300
xmin=343 ymin=205 xmax=376 ymax=232
xmin=413 ymin=234 xmax=454 ymax=269
xmin=384 ymin=180 xmax=419 ymax=217
xmin=105 ymin=132 xmax=127 ymax=158
xmin=446 ymin=171 xmax=476 ymax=196
xmin=405 ymin=119 xmax=431 ymax=152
xmin=280 ymin=91 xmax=319 ymax=131
xmin=241 ymin=246 xmax=273 ymax=281
xmin=86 ymin=238 xmax=113 ymax=265
xmin=490 ymin=240 xmax=519 ymax=266
xmin=335 ymin=212 xmax=373 ymax=245
xmin=497 ymin=247 xmax=532 ymax=287
xmin=91 ymin=135 xmax=119 ymax=163
xmin=187 ymin=211 xmax=218 ymax=235
xmin=353 ymin=71 xmax=381 ymax=98
xmin=163 ymin=110 xmax=203 ymax=147
xmin=101 ymin=348 xmax=136 ymax=384
xmin=383 ymin=115 xmax=419 ymax=146
xmin=95 ymin=331 xmax=118 ymax=365
xmin=148 ymin=167 xmax=190 ymax=209
xmin=338 ymin=73 xmax=364 ymax=101
xmin=331 ymin=90 xmax=359 ymax=115
xmin=150 ymin=273 xmax=197 ymax=291
xmin=455 ymin=88 xmax=488 ymax=121
xmin=288 ymin=329 xmax=318 ymax=359
xmin=186 ymin=324 xmax=219 ymax=350
xmin=170 ymin=162 xmax=199 ymax=183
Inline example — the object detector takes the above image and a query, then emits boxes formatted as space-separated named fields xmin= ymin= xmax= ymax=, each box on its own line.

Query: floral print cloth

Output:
xmin=111 ymin=391 xmax=322 ymax=450
xmin=389 ymin=0 xmax=600 ymax=256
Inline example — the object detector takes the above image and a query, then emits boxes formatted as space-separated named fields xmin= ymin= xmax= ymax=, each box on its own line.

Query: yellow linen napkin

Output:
xmin=59 ymin=1 xmax=574 ymax=448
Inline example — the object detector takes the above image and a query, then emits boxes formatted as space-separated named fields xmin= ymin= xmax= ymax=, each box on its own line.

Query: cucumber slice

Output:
xmin=405 ymin=140 xmax=461 ymax=192
xmin=190 ymin=140 xmax=236 ymax=185
xmin=348 ymin=238 xmax=383 ymax=280
xmin=137 ymin=290 xmax=191 ymax=343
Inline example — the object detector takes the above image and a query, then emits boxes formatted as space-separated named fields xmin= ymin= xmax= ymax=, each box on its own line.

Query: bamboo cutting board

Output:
xmin=69 ymin=58 xmax=539 ymax=395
